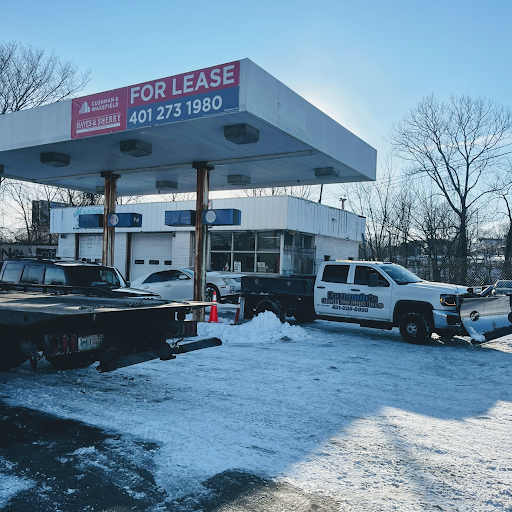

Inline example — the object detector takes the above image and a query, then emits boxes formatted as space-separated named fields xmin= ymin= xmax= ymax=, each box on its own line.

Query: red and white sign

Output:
xmin=71 ymin=61 xmax=240 ymax=139
xmin=72 ymin=87 xmax=127 ymax=138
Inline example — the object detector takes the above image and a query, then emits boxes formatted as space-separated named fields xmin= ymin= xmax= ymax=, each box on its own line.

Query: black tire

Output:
xmin=399 ymin=312 xmax=432 ymax=345
xmin=293 ymin=302 xmax=316 ymax=324
xmin=0 ymin=342 xmax=29 ymax=372
xmin=46 ymin=353 xmax=95 ymax=371
xmin=256 ymin=299 xmax=286 ymax=323
xmin=206 ymin=284 xmax=220 ymax=302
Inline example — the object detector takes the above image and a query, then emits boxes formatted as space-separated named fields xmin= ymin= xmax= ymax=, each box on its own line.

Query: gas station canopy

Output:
xmin=0 ymin=59 xmax=376 ymax=196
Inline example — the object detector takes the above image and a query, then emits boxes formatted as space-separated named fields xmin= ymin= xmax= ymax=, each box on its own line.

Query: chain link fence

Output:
xmin=396 ymin=257 xmax=511 ymax=286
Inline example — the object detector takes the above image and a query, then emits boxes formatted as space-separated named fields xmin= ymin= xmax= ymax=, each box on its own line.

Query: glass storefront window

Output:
xmin=233 ymin=253 xmax=255 ymax=272
xmin=211 ymin=252 xmax=231 ymax=271
xmin=234 ymin=232 xmax=255 ymax=251
xmin=257 ymin=253 xmax=279 ymax=273
xmin=211 ymin=232 xmax=231 ymax=251
xmin=257 ymin=231 xmax=280 ymax=251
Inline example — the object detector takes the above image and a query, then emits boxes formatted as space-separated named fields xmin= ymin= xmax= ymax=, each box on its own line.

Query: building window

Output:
xmin=234 ymin=232 xmax=255 ymax=251
xmin=211 ymin=232 xmax=231 ymax=251
xmin=233 ymin=253 xmax=255 ymax=273
xmin=257 ymin=253 xmax=279 ymax=273
xmin=257 ymin=231 xmax=280 ymax=251
xmin=211 ymin=252 xmax=231 ymax=271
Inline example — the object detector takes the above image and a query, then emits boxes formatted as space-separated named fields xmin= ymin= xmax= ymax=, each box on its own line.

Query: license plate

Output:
xmin=78 ymin=334 xmax=104 ymax=351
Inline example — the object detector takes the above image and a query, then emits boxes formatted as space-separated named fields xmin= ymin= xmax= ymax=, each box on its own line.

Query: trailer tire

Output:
xmin=0 ymin=342 xmax=29 ymax=372
xmin=46 ymin=353 xmax=95 ymax=371
xmin=256 ymin=299 xmax=286 ymax=323
xmin=399 ymin=312 xmax=432 ymax=345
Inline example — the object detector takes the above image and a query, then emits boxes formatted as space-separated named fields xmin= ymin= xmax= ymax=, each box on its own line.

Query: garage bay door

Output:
xmin=131 ymin=233 xmax=174 ymax=281
xmin=78 ymin=235 xmax=102 ymax=263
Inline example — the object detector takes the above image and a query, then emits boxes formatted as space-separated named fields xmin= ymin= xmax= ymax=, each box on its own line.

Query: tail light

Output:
xmin=61 ymin=335 xmax=69 ymax=353
xmin=184 ymin=321 xmax=197 ymax=336
xmin=70 ymin=335 xmax=77 ymax=352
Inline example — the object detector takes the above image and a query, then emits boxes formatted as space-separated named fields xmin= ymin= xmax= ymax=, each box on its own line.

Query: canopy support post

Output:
xmin=101 ymin=172 xmax=119 ymax=267
xmin=193 ymin=162 xmax=213 ymax=322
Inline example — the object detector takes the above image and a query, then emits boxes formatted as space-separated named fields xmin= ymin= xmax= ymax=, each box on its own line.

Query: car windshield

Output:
xmin=379 ymin=264 xmax=422 ymax=285
xmin=69 ymin=266 xmax=122 ymax=288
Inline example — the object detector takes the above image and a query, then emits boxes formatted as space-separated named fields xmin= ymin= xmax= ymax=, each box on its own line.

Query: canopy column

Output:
xmin=101 ymin=172 xmax=119 ymax=267
xmin=193 ymin=162 xmax=213 ymax=322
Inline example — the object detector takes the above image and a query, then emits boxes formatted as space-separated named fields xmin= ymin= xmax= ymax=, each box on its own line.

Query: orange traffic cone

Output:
xmin=233 ymin=295 xmax=241 ymax=325
xmin=209 ymin=290 xmax=218 ymax=323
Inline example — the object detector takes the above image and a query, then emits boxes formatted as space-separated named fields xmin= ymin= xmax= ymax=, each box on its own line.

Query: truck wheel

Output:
xmin=256 ymin=299 xmax=285 ymax=323
xmin=294 ymin=303 xmax=316 ymax=323
xmin=46 ymin=354 xmax=95 ymax=371
xmin=0 ymin=343 xmax=29 ymax=372
xmin=399 ymin=312 xmax=432 ymax=345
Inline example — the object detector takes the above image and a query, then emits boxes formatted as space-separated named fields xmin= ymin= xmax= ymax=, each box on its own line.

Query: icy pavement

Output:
xmin=1 ymin=310 xmax=512 ymax=510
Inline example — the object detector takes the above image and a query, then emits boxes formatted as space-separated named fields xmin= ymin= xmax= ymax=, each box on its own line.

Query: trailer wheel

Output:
xmin=46 ymin=353 xmax=95 ymax=371
xmin=256 ymin=299 xmax=286 ymax=323
xmin=399 ymin=312 xmax=432 ymax=344
xmin=0 ymin=342 xmax=29 ymax=372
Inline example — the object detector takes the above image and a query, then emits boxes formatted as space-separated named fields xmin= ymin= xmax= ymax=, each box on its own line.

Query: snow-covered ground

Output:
xmin=2 ymin=309 xmax=512 ymax=510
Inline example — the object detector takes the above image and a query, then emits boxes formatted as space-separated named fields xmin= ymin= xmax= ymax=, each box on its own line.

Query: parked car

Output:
xmin=481 ymin=280 xmax=512 ymax=296
xmin=0 ymin=258 xmax=159 ymax=298
xmin=130 ymin=268 xmax=242 ymax=302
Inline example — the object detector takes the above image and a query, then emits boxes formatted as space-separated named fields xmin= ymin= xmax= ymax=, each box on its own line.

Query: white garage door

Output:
xmin=78 ymin=235 xmax=102 ymax=263
xmin=131 ymin=233 xmax=174 ymax=281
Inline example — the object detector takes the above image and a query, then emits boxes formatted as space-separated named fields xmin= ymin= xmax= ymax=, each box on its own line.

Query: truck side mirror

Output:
xmin=369 ymin=273 xmax=378 ymax=287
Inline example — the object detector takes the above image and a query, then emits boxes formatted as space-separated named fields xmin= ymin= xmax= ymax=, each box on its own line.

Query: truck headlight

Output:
xmin=222 ymin=277 xmax=233 ymax=285
xmin=440 ymin=294 xmax=457 ymax=307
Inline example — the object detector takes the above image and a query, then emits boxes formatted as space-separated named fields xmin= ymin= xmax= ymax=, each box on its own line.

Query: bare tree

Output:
xmin=237 ymin=184 xmax=319 ymax=201
xmin=387 ymin=95 xmax=512 ymax=281
xmin=337 ymin=160 xmax=402 ymax=261
xmin=486 ymin=158 xmax=512 ymax=276
xmin=0 ymin=41 xmax=91 ymax=114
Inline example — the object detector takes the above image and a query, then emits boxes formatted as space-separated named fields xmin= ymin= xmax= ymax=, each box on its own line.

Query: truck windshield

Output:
xmin=379 ymin=264 xmax=422 ymax=285
xmin=70 ymin=266 xmax=122 ymax=288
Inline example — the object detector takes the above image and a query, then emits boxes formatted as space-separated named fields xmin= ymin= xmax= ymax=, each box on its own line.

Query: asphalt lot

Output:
xmin=2 ymin=308 xmax=512 ymax=511
xmin=0 ymin=401 xmax=338 ymax=511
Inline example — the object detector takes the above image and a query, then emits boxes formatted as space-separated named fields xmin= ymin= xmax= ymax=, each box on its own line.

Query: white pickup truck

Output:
xmin=241 ymin=260 xmax=510 ymax=344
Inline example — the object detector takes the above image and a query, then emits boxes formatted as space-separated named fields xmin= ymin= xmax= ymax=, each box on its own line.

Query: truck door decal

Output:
xmin=322 ymin=291 xmax=384 ymax=310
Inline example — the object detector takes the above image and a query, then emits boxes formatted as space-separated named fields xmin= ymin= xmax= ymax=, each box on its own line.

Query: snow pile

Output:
xmin=199 ymin=311 xmax=310 ymax=344
xmin=0 ymin=474 xmax=34 ymax=509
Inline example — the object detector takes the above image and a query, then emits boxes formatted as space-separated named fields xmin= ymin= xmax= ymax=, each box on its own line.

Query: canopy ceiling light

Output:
xmin=227 ymin=174 xmax=251 ymax=185
xmin=315 ymin=167 xmax=340 ymax=178
xmin=40 ymin=152 xmax=70 ymax=167
xmin=156 ymin=180 xmax=178 ymax=190
xmin=120 ymin=139 xmax=152 ymax=157
xmin=224 ymin=123 xmax=259 ymax=145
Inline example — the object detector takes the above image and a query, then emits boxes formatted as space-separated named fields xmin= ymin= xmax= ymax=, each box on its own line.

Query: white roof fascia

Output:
xmin=239 ymin=59 xmax=376 ymax=181
xmin=0 ymin=100 xmax=71 ymax=152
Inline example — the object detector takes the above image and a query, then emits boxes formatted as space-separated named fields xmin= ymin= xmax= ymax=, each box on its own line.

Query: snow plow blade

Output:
xmin=460 ymin=295 xmax=512 ymax=342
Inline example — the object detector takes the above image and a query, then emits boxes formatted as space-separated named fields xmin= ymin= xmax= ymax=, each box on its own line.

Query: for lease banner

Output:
xmin=71 ymin=61 xmax=240 ymax=139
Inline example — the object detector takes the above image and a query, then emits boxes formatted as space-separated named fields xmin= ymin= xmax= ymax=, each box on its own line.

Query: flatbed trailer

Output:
xmin=0 ymin=289 xmax=221 ymax=373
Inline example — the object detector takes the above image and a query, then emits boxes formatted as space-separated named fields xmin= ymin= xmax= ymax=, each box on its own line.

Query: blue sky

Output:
xmin=3 ymin=0 xmax=511 ymax=160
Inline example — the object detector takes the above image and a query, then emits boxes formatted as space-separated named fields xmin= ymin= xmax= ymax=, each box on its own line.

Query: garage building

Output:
xmin=51 ymin=195 xmax=365 ymax=281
